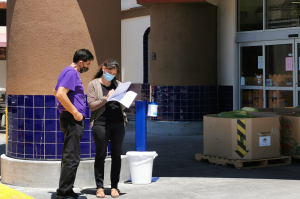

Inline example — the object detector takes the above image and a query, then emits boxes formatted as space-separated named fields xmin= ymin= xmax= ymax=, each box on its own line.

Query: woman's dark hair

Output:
xmin=73 ymin=49 xmax=94 ymax=63
xmin=94 ymin=59 xmax=120 ymax=79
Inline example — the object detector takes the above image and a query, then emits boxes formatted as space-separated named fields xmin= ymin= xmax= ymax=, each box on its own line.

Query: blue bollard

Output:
xmin=133 ymin=100 xmax=160 ymax=183
xmin=135 ymin=101 xmax=147 ymax=151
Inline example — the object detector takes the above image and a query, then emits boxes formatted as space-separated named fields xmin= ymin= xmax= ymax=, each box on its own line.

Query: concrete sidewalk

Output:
xmin=1 ymin=122 xmax=300 ymax=198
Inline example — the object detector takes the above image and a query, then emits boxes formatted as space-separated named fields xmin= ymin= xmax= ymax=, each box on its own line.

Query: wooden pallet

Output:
xmin=289 ymin=156 xmax=300 ymax=165
xmin=195 ymin=153 xmax=291 ymax=169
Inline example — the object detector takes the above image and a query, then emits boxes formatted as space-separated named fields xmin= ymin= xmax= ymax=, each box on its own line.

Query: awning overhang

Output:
xmin=0 ymin=33 xmax=6 ymax=47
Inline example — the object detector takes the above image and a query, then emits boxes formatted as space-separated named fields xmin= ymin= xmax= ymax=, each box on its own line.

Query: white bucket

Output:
xmin=126 ymin=151 xmax=158 ymax=185
xmin=147 ymin=103 xmax=158 ymax=117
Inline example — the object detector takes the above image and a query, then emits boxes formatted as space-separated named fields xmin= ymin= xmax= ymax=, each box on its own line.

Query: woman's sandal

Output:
xmin=111 ymin=188 xmax=119 ymax=198
xmin=96 ymin=188 xmax=105 ymax=198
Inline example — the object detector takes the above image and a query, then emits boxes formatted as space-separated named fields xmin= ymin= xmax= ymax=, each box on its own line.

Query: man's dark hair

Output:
xmin=73 ymin=49 xmax=94 ymax=63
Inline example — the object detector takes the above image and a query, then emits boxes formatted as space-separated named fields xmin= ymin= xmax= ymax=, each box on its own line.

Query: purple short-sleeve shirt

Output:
xmin=55 ymin=66 xmax=86 ymax=118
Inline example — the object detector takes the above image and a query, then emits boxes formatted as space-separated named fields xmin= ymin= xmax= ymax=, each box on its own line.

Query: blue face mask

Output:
xmin=103 ymin=71 xmax=115 ymax=81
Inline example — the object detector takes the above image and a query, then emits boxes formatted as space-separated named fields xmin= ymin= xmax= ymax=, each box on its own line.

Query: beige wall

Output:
xmin=217 ymin=0 xmax=237 ymax=109
xmin=0 ymin=60 xmax=6 ymax=88
xmin=7 ymin=0 xmax=121 ymax=95
xmin=122 ymin=0 xmax=142 ymax=10
xmin=150 ymin=4 xmax=217 ymax=86
xmin=217 ymin=0 xmax=236 ymax=86
xmin=121 ymin=16 xmax=150 ymax=83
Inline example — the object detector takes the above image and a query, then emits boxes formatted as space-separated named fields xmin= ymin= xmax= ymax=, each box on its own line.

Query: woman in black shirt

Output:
xmin=87 ymin=59 xmax=127 ymax=198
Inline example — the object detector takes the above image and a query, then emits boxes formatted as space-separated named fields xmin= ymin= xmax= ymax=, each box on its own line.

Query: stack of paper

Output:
xmin=107 ymin=82 xmax=137 ymax=108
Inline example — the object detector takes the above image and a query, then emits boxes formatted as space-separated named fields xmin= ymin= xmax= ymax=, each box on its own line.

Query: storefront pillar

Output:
xmin=1 ymin=0 xmax=130 ymax=188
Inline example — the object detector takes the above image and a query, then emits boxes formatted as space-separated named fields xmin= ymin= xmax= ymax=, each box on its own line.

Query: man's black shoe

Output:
xmin=56 ymin=192 xmax=79 ymax=199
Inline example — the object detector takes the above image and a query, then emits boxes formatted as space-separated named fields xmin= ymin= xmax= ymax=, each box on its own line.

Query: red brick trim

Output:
xmin=0 ymin=2 xmax=7 ymax=9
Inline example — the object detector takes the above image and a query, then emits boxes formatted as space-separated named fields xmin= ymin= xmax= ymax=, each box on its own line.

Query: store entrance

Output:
xmin=239 ymin=39 xmax=300 ymax=109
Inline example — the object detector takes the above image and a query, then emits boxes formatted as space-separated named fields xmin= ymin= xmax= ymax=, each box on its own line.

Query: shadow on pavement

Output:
xmin=122 ymin=123 xmax=300 ymax=181
xmin=50 ymin=192 xmax=87 ymax=199
xmin=80 ymin=188 xmax=127 ymax=197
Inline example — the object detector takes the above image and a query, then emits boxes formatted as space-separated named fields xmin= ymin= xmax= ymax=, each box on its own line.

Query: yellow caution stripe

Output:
xmin=0 ymin=183 xmax=34 ymax=199
xmin=235 ymin=119 xmax=249 ymax=158
xmin=237 ymin=124 xmax=245 ymax=135
xmin=237 ymin=145 xmax=248 ymax=156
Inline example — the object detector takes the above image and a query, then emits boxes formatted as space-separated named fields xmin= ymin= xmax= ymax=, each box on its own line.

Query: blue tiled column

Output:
xmin=218 ymin=86 xmax=233 ymax=112
xmin=6 ymin=95 xmax=110 ymax=160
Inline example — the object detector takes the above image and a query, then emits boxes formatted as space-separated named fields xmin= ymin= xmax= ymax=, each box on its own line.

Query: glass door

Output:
xmin=265 ymin=40 xmax=294 ymax=108
xmin=239 ymin=42 xmax=264 ymax=109
xmin=239 ymin=39 xmax=300 ymax=109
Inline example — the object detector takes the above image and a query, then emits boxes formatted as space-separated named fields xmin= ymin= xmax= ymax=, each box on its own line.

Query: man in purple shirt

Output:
xmin=53 ymin=49 xmax=94 ymax=199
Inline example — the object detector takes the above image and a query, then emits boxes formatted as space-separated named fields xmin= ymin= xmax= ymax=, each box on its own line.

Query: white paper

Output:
xmin=107 ymin=82 xmax=131 ymax=100
xmin=258 ymin=56 xmax=263 ymax=69
xmin=259 ymin=136 xmax=271 ymax=147
xmin=107 ymin=82 xmax=137 ymax=108
xmin=108 ymin=91 xmax=137 ymax=108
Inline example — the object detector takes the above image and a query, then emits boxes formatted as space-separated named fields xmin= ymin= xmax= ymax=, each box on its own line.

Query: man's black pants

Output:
xmin=56 ymin=111 xmax=84 ymax=198
xmin=93 ymin=121 xmax=125 ymax=189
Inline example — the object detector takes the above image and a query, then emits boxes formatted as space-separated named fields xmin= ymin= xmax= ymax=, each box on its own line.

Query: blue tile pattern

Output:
xmin=218 ymin=86 xmax=233 ymax=112
xmin=6 ymin=95 xmax=111 ymax=160
xmin=127 ymin=84 xmax=226 ymax=122
xmin=151 ymin=86 xmax=218 ymax=121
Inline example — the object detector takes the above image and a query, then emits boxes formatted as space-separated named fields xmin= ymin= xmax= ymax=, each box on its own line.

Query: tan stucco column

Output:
xmin=7 ymin=0 xmax=121 ymax=95
xmin=4 ymin=0 xmax=121 ymax=161
xmin=150 ymin=3 xmax=217 ymax=86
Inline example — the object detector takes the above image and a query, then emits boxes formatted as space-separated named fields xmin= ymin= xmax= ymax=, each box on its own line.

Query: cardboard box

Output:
xmin=204 ymin=113 xmax=280 ymax=160
xmin=245 ymin=108 xmax=300 ymax=158
xmin=277 ymin=112 xmax=300 ymax=158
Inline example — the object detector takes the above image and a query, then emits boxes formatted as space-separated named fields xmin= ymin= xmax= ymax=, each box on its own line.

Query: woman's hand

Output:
xmin=105 ymin=89 xmax=115 ymax=100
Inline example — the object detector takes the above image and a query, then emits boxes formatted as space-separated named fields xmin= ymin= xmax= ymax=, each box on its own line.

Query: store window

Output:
xmin=241 ymin=89 xmax=263 ymax=108
xmin=267 ymin=0 xmax=300 ymax=29
xmin=240 ymin=46 xmax=263 ymax=86
xmin=238 ymin=0 xmax=300 ymax=31
xmin=265 ymin=44 xmax=293 ymax=87
xmin=238 ymin=0 xmax=263 ymax=31
xmin=240 ymin=41 xmax=297 ymax=109
xmin=266 ymin=90 xmax=293 ymax=108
